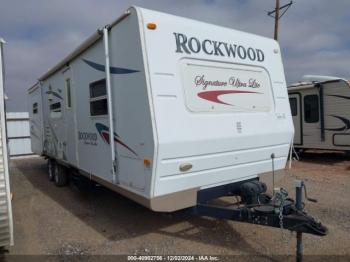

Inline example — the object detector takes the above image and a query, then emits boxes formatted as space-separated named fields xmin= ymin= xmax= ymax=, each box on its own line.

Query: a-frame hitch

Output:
xmin=191 ymin=179 xmax=327 ymax=261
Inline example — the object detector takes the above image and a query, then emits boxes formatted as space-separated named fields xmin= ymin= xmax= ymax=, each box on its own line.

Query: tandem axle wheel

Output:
xmin=47 ymin=159 xmax=69 ymax=187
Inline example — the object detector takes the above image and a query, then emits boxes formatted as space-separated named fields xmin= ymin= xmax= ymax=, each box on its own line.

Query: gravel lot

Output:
xmin=6 ymin=152 xmax=350 ymax=258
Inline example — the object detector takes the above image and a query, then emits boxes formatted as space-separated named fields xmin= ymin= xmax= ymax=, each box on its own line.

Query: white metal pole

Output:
xmin=0 ymin=38 xmax=14 ymax=246
xmin=103 ymin=27 xmax=117 ymax=184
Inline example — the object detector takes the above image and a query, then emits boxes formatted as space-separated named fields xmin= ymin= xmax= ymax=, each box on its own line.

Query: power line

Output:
xmin=267 ymin=0 xmax=293 ymax=41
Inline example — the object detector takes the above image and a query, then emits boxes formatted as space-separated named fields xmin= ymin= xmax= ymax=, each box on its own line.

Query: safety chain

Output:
xmin=274 ymin=188 xmax=291 ymax=243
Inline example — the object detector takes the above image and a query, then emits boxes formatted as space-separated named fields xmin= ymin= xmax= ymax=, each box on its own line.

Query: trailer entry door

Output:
xmin=289 ymin=94 xmax=302 ymax=145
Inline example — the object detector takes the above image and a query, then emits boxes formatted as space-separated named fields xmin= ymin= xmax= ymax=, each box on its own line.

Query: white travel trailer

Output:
xmin=29 ymin=6 xmax=294 ymax=212
xmin=0 ymin=38 xmax=14 ymax=247
xmin=288 ymin=75 xmax=350 ymax=153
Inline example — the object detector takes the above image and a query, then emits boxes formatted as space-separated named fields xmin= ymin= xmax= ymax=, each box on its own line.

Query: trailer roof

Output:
xmin=288 ymin=77 xmax=349 ymax=92
xmin=301 ymin=75 xmax=344 ymax=82
xmin=38 ymin=9 xmax=132 ymax=82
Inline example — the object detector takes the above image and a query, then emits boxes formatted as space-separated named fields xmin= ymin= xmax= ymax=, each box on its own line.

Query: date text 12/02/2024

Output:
xmin=127 ymin=255 xmax=220 ymax=261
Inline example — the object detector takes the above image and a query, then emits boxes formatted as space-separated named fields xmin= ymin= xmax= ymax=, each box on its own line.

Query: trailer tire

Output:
xmin=47 ymin=159 xmax=55 ymax=181
xmin=54 ymin=163 xmax=68 ymax=187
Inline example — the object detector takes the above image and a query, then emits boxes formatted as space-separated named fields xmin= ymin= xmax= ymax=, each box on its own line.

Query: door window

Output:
xmin=289 ymin=98 xmax=297 ymax=116
xmin=65 ymin=78 xmax=72 ymax=109
xmin=304 ymin=95 xmax=319 ymax=123
xmin=32 ymin=103 xmax=38 ymax=114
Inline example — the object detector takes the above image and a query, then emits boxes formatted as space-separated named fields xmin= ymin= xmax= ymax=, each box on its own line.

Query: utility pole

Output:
xmin=268 ymin=0 xmax=293 ymax=41
xmin=274 ymin=0 xmax=280 ymax=40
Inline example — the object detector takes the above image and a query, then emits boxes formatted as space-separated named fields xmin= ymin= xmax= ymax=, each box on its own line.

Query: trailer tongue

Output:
xmin=191 ymin=179 xmax=327 ymax=261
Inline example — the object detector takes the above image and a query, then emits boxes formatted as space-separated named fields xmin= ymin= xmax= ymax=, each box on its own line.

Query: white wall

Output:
xmin=6 ymin=112 xmax=33 ymax=157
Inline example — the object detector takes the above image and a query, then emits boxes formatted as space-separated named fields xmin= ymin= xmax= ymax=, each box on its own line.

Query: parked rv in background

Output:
xmin=0 ymin=38 xmax=14 ymax=247
xmin=288 ymin=75 xmax=350 ymax=154
xmin=29 ymin=7 xmax=294 ymax=212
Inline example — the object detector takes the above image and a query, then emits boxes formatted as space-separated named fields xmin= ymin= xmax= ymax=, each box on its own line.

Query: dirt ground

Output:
xmin=6 ymin=152 xmax=350 ymax=258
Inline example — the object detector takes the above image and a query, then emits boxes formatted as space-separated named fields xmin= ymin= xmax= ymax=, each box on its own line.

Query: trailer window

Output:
xmin=304 ymin=95 xmax=319 ymax=123
xmin=50 ymin=102 xmax=62 ymax=119
xmin=32 ymin=103 xmax=38 ymax=114
xmin=289 ymin=98 xmax=297 ymax=116
xmin=65 ymin=78 xmax=72 ymax=109
xmin=89 ymin=79 xmax=108 ymax=116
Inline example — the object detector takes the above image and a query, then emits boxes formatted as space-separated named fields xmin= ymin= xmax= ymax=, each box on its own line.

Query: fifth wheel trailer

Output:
xmin=288 ymin=75 xmax=350 ymax=153
xmin=28 ymin=6 xmax=295 ymax=212
xmin=0 ymin=38 xmax=14 ymax=247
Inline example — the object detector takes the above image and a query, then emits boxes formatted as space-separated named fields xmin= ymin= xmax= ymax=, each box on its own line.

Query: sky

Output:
xmin=1 ymin=0 xmax=349 ymax=112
